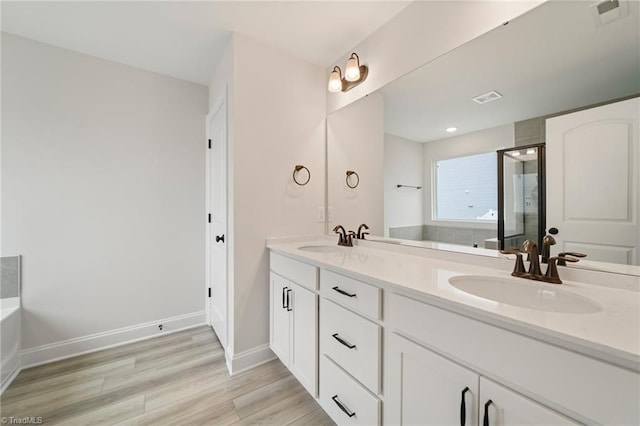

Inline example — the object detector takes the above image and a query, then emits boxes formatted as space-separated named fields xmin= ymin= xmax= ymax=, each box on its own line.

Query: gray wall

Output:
xmin=2 ymin=34 xmax=208 ymax=354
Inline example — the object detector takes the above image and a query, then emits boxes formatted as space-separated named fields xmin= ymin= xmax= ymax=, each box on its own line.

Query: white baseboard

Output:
xmin=225 ymin=343 xmax=275 ymax=375
xmin=1 ymin=366 xmax=21 ymax=395
xmin=20 ymin=311 xmax=206 ymax=368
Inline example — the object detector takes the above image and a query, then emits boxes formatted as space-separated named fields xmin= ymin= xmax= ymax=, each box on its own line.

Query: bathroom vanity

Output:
xmin=267 ymin=238 xmax=640 ymax=425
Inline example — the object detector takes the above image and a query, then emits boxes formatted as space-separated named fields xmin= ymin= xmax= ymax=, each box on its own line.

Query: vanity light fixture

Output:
xmin=446 ymin=127 xmax=458 ymax=133
xmin=328 ymin=67 xmax=343 ymax=93
xmin=526 ymin=148 xmax=537 ymax=155
xmin=512 ymin=151 xmax=521 ymax=156
xmin=328 ymin=53 xmax=368 ymax=93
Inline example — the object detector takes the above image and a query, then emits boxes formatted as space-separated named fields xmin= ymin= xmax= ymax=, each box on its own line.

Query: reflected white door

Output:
xmin=546 ymin=97 xmax=639 ymax=265
xmin=208 ymin=97 xmax=228 ymax=348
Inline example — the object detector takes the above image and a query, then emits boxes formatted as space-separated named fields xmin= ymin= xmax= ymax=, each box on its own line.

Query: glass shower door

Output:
xmin=497 ymin=144 xmax=545 ymax=251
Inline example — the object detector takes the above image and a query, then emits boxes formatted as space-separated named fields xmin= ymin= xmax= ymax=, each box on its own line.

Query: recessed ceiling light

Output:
xmin=446 ymin=127 xmax=458 ymax=133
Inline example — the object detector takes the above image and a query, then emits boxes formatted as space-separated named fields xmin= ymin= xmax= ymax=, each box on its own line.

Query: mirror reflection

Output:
xmin=327 ymin=0 xmax=640 ymax=270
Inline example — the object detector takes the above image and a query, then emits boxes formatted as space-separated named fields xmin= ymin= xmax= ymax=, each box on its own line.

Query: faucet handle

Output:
xmin=500 ymin=250 xmax=526 ymax=277
xmin=545 ymin=255 xmax=580 ymax=284
xmin=557 ymin=252 xmax=586 ymax=266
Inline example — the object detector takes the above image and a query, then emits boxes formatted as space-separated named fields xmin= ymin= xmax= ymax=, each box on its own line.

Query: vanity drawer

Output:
xmin=321 ymin=299 xmax=381 ymax=393
xmin=320 ymin=269 xmax=381 ymax=319
xmin=320 ymin=356 xmax=381 ymax=426
xmin=270 ymin=252 xmax=318 ymax=291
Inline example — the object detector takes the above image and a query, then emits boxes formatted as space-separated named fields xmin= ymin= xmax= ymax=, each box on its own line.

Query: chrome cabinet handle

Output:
xmin=332 ymin=395 xmax=356 ymax=418
xmin=332 ymin=286 xmax=356 ymax=298
xmin=332 ymin=333 xmax=356 ymax=349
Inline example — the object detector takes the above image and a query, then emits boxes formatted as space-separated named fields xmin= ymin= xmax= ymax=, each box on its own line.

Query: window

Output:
xmin=435 ymin=152 xmax=497 ymax=221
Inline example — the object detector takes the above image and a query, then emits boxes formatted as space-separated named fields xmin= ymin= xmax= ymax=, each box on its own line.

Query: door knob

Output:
xmin=548 ymin=227 xmax=559 ymax=235
xmin=216 ymin=234 xmax=225 ymax=243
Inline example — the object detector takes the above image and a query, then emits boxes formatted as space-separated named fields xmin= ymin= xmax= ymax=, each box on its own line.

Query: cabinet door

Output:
xmin=289 ymin=282 xmax=318 ymax=397
xmin=270 ymin=272 xmax=290 ymax=365
xmin=387 ymin=333 xmax=479 ymax=426
xmin=479 ymin=377 xmax=578 ymax=426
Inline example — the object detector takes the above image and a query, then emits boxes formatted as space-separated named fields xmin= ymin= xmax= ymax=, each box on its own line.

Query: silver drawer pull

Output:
xmin=332 ymin=286 xmax=356 ymax=298
xmin=332 ymin=395 xmax=356 ymax=418
xmin=332 ymin=333 xmax=356 ymax=349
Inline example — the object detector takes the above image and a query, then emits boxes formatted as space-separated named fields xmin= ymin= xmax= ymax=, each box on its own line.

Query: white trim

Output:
xmin=20 ymin=311 xmax=206 ymax=368
xmin=1 ymin=364 xmax=21 ymax=395
xmin=225 ymin=344 xmax=275 ymax=375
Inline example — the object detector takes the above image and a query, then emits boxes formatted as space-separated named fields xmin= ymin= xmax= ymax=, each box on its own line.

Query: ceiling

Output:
xmin=1 ymin=1 xmax=410 ymax=86
xmin=381 ymin=0 xmax=640 ymax=143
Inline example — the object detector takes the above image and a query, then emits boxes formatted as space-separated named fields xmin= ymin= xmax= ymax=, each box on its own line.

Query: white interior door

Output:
xmin=208 ymin=98 xmax=228 ymax=348
xmin=546 ymin=97 xmax=639 ymax=265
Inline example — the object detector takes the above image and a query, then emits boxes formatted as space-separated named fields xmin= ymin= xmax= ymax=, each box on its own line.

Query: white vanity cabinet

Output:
xmin=269 ymin=253 xmax=318 ymax=397
xmin=387 ymin=333 xmax=480 ymax=425
xmin=319 ymin=269 xmax=383 ymax=425
xmin=267 ymin=243 xmax=640 ymax=426
xmin=479 ymin=377 xmax=577 ymax=426
xmin=387 ymin=333 xmax=577 ymax=426
xmin=387 ymin=293 xmax=639 ymax=425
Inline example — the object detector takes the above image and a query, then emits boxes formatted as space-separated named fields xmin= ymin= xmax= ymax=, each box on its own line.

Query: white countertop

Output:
xmin=267 ymin=237 xmax=640 ymax=371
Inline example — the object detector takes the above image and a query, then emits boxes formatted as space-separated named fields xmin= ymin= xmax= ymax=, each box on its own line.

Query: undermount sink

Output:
xmin=297 ymin=245 xmax=344 ymax=253
xmin=448 ymin=275 xmax=602 ymax=314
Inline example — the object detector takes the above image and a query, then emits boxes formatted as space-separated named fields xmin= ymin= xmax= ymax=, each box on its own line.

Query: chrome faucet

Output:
xmin=356 ymin=223 xmax=370 ymax=240
xmin=333 ymin=225 xmax=353 ymax=247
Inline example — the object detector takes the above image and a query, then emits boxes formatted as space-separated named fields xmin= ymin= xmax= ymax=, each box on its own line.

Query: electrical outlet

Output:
xmin=316 ymin=207 xmax=325 ymax=222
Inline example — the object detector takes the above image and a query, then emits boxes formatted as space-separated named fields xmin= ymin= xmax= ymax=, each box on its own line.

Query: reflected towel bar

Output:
xmin=397 ymin=184 xmax=422 ymax=189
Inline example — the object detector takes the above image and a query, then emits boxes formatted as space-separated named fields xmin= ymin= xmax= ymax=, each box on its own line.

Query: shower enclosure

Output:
xmin=497 ymin=144 xmax=545 ymax=250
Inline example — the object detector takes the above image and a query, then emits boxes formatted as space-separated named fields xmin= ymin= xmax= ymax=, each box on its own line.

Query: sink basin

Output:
xmin=297 ymin=245 xmax=345 ymax=253
xmin=448 ymin=275 xmax=602 ymax=313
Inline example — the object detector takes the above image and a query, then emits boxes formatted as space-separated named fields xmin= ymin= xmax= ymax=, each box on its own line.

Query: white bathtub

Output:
xmin=1 ymin=297 xmax=21 ymax=393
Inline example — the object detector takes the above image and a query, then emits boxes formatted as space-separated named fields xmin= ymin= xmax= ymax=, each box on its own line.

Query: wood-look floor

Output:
xmin=0 ymin=326 xmax=335 ymax=425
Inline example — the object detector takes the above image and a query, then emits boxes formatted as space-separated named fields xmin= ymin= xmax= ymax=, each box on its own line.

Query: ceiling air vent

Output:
xmin=592 ymin=0 xmax=629 ymax=27
xmin=472 ymin=91 xmax=502 ymax=105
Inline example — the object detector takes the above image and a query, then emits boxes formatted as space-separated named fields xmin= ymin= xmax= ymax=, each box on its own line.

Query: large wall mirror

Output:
xmin=327 ymin=0 xmax=640 ymax=274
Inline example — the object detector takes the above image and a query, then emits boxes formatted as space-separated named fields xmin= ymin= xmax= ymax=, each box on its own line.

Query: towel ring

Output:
xmin=346 ymin=170 xmax=359 ymax=189
xmin=293 ymin=165 xmax=311 ymax=186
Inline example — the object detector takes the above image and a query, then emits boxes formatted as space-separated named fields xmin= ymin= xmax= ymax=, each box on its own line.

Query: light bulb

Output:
xmin=512 ymin=151 xmax=521 ymax=156
xmin=526 ymin=148 xmax=536 ymax=155
xmin=345 ymin=53 xmax=361 ymax=82
xmin=328 ymin=67 xmax=342 ymax=93
xmin=446 ymin=127 xmax=457 ymax=133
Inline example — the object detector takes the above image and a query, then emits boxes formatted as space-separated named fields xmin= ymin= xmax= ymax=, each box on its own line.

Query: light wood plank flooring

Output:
xmin=0 ymin=326 xmax=335 ymax=425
